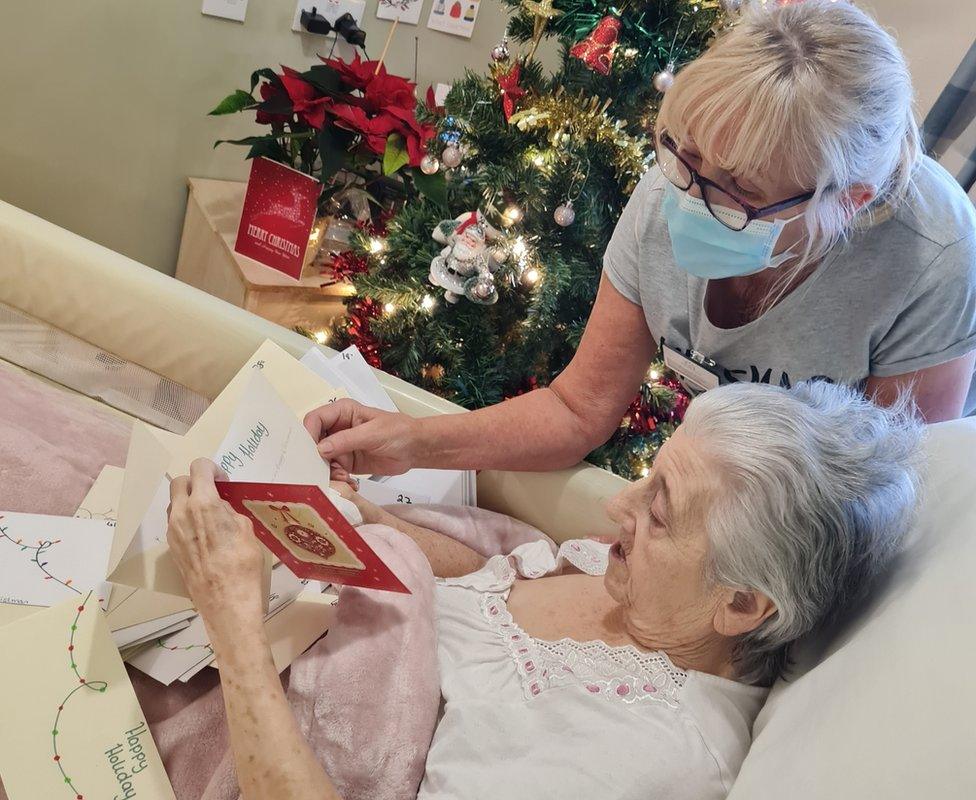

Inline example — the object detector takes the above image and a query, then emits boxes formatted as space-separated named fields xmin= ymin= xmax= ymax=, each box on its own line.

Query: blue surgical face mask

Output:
xmin=661 ymin=183 xmax=803 ymax=279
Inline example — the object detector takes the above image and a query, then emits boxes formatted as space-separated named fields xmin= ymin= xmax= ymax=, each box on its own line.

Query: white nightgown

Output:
xmin=417 ymin=539 xmax=767 ymax=800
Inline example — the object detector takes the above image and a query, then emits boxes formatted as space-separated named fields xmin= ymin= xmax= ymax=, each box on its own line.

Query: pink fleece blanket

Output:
xmin=129 ymin=505 xmax=548 ymax=800
xmin=0 ymin=364 xmax=130 ymax=514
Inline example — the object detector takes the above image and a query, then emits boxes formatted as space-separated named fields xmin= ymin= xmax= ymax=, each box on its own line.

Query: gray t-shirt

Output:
xmin=603 ymin=156 xmax=976 ymax=414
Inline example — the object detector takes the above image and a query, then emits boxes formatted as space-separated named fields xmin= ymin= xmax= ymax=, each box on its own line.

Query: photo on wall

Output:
xmin=426 ymin=0 xmax=480 ymax=38
xmin=376 ymin=0 xmax=425 ymax=25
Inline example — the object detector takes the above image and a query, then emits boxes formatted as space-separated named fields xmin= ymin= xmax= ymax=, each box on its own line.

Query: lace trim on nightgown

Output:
xmin=481 ymin=593 xmax=687 ymax=706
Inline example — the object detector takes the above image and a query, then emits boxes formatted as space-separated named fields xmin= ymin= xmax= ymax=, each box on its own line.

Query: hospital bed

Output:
xmin=1 ymin=198 xmax=973 ymax=798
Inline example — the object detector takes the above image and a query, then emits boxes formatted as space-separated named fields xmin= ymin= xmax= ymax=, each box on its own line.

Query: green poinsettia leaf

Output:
xmin=411 ymin=167 xmax=448 ymax=210
xmin=208 ymin=89 xmax=255 ymax=116
xmin=302 ymin=64 xmax=344 ymax=95
xmin=245 ymin=137 xmax=290 ymax=162
xmin=318 ymin=127 xmax=349 ymax=182
xmin=250 ymin=67 xmax=280 ymax=93
xmin=382 ymin=134 xmax=410 ymax=177
xmin=212 ymin=135 xmax=277 ymax=150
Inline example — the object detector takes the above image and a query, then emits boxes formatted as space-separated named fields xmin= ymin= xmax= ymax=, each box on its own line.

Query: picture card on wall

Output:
xmin=0 ymin=512 xmax=114 ymax=610
xmin=235 ymin=157 xmax=321 ymax=280
xmin=377 ymin=0 xmax=425 ymax=25
xmin=217 ymin=481 xmax=410 ymax=593
xmin=0 ymin=593 xmax=176 ymax=800
xmin=202 ymin=0 xmax=248 ymax=22
xmin=427 ymin=0 xmax=480 ymax=38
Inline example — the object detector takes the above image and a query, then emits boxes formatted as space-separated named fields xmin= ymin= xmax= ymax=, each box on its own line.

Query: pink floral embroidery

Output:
xmin=480 ymin=593 xmax=685 ymax=705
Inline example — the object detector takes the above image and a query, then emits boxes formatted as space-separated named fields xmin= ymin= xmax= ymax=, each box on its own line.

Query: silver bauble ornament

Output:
xmin=653 ymin=65 xmax=675 ymax=93
xmin=553 ymin=201 xmax=575 ymax=227
xmin=441 ymin=145 xmax=462 ymax=169
xmin=468 ymin=274 xmax=498 ymax=304
xmin=420 ymin=154 xmax=440 ymax=175
xmin=490 ymin=38 xmax=510 ymax=63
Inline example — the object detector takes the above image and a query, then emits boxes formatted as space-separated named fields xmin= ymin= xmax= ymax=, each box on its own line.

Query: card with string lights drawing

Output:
xmin=0 ymin=512 xmax=114 ymax=611
xmin=0 ymin=593 xmax=176 ymax=800
xmin=217 ymin=481 xmax=410 ymax=594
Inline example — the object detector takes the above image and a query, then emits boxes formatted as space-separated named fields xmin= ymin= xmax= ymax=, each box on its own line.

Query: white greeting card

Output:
xmin=377 ymin=0 xmax=425 ymax=25
xmin=75 ymin=464 xmax=125 ymax=522
xmin=128 ymin=566 xmax=318 ymax=685
xmin=300 ymin=345 xmax=398 ymax=412
xmin=427 ymin=0 xmax=480 ymax=38
xmin=113 ymin=616 xmax=193 ymax=650
xmin=0 ymin=594 xmax=176 ymax=800
xmin=0 ymin=512 xmax=114 ymax=609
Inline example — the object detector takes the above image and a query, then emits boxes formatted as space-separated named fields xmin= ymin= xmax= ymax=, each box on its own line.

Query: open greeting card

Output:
xmin=217 ymin=481 xmax=409 ymax=593
xmin=109 ymin=343 xmax=360 ymax=600
xmin=0 ymin=594 xmax=176 ymax=800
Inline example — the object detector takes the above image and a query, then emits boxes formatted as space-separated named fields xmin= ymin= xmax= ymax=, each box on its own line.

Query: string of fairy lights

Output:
xmin=52 ymin=591 xmax=108 ymax=800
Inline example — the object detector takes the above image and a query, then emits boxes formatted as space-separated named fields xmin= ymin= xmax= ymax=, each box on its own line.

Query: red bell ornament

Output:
xmin=569 ymin=16 xmax=622 ymax=76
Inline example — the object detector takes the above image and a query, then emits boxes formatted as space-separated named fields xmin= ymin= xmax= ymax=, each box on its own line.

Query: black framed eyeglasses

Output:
xmin=655 ymin=131 xmax=815 ymax=232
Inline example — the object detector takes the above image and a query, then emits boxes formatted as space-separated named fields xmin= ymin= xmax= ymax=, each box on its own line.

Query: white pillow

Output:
xmin=728 ymin=417 xmax=976 ymax=799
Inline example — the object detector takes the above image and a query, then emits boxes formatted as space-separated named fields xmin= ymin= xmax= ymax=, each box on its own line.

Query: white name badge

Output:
xmin=662 ymin=346 xmax=721 ymax=393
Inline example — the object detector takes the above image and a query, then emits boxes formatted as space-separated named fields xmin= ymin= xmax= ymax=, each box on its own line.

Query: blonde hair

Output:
xmin=656 ymin=0 xmax=921 ymax=272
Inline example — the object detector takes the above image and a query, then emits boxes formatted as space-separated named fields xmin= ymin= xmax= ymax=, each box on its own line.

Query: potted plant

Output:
xmin=209 ymin=53 xmax=445 ymax=269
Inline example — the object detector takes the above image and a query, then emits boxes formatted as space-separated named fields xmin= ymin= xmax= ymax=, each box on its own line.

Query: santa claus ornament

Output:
xmin=429 ymin=211 xmax=507 ymax=305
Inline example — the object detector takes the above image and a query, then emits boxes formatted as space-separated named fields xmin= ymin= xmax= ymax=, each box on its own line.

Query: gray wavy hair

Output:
xmin=682 ymin=381 xmax=924 ymax=686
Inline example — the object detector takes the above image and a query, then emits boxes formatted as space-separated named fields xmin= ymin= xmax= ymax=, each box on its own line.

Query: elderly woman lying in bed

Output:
xmin=166 ymin=381 xmax=921 ymax=800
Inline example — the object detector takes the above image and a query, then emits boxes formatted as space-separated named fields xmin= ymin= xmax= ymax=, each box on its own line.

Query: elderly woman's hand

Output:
xmin=167 ymin=458 xmax=266 ymax=632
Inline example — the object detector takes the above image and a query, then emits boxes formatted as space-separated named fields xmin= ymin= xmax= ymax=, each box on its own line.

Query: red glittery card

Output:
xmin=216 ymin=481 xmax=410 ymax=594
xmin=234 ymin=157 xmax=321 ymax=280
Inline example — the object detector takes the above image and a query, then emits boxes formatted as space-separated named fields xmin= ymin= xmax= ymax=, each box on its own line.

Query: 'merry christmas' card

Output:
xmin=234 ymin=157 xmax=321 ymax=280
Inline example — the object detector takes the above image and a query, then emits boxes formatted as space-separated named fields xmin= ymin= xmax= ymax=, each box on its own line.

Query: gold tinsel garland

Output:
xmin=507 ymin=88 xmax=652 ymax=191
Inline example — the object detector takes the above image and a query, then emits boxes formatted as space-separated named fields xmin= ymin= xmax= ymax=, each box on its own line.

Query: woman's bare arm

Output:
xmin=168 ymin=461 xmax=342 ymax=800
xmin=306 ymin=276 xmax=656 ymax=475
xmin=332 ymin=482 xmax=485 ymax=577
xmin=210 ymin=620 xmax=341 ymax=800
xmin=866 ymin=350 xmax=976 ymax=422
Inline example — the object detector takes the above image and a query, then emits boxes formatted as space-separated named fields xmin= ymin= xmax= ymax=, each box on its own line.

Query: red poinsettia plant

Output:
xmin=210 ymin=53 xmax=443 ymax=210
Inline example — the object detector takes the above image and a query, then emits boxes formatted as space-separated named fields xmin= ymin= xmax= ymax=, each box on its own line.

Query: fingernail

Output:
xmin=350 ymin=476 xmax=360 ymax=490
xmin=319 ymin=440 xmax=334 ymax=455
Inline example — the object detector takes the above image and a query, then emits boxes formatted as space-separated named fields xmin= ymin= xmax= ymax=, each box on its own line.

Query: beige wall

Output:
xmin=0 ymin=1 xmax=971 ymax=276
xmin=0 ymin=0 xmax=556 ymax=275
xmin=867 ymin=1 xmax=974 ymax=125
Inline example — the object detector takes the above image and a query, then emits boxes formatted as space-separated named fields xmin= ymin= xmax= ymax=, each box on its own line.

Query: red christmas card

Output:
xmin=216 ymin=481 xmax=410 ymax=594
xmin=234 ymin=157 xmax=321 ymax=280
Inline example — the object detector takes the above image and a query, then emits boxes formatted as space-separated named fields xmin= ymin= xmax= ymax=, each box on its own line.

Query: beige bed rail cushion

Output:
xmin=0 ymin=301 xmax=207 ymax=433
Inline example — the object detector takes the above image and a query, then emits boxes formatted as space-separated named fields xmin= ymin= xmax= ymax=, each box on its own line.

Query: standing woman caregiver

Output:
xmin=306 ymin=1 xmax=976 ymax=479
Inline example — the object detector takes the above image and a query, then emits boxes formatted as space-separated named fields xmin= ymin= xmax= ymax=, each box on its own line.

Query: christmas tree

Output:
xmin=327 ymin=0 xmax=728 ymax=479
